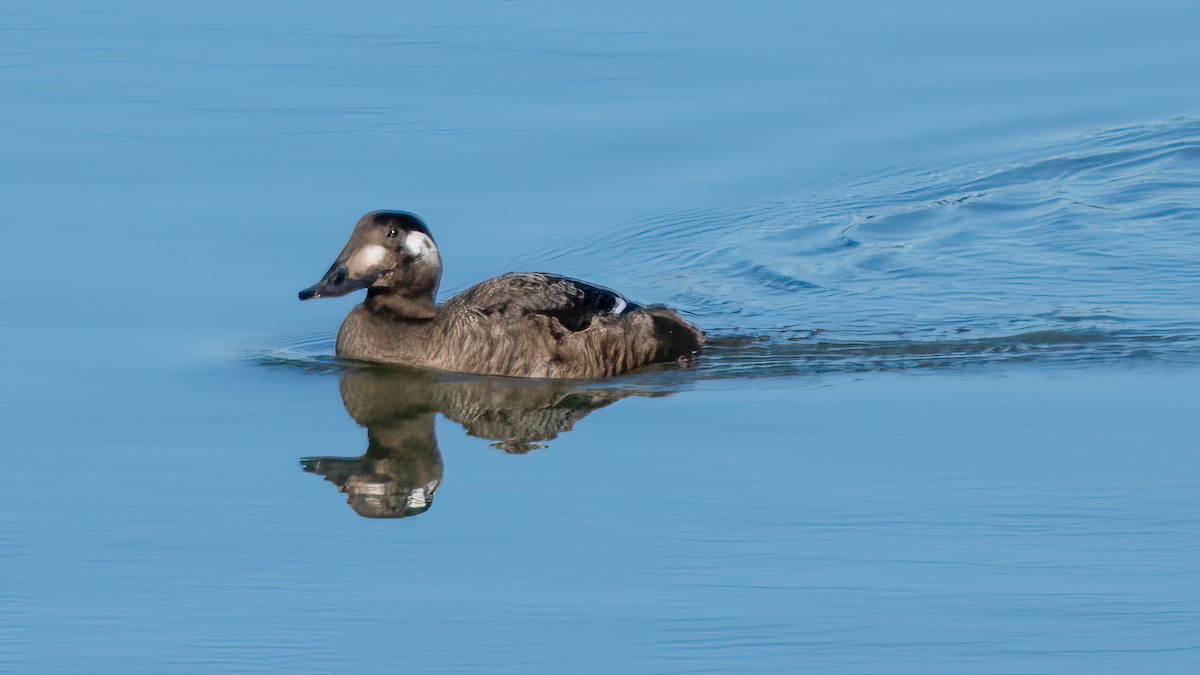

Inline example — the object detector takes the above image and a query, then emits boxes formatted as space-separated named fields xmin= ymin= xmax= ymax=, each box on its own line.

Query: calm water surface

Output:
xmin=4 ymin=1 xmax=1200 ymax=672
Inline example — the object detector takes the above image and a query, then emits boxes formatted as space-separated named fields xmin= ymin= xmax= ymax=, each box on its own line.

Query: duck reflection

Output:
xmin=301 ymin=367 xmax=669 ymax=518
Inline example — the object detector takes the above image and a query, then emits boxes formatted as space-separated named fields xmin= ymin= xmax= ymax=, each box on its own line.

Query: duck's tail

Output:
xmin=642 ymin=305 xmax=706 ymax=360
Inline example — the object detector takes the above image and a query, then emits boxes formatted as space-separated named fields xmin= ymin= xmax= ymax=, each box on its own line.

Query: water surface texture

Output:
xmin=4 ymin=1 xmax=1200 ymax=672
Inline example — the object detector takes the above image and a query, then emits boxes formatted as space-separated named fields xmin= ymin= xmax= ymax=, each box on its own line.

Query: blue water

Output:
xmin=4 ymin=1 xmax=1200 ymax=672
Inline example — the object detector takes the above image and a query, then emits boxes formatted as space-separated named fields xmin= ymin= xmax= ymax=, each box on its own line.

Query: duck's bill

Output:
xmin=298 ymin=264 xmax=365 ymax=300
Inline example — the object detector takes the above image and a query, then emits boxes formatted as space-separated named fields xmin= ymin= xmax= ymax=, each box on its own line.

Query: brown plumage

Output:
xmin=299 ymin=211 xmax=704 ymax=378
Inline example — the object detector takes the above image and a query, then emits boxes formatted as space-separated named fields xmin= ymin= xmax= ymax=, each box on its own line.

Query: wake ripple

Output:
xmin=518 ymin=116 xmax=1200 ymax=374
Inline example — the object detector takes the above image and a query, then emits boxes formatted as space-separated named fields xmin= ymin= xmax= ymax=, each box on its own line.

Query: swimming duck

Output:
xmin=299 ymin=211 xmax=704 ymax=378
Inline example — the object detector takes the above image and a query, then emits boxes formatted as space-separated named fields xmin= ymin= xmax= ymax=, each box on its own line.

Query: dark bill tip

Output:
xmin=298 ymin=264 xmax=365 ymax=301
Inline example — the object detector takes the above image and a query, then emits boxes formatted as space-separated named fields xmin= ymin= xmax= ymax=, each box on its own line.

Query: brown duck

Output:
xmin=299 ymin=211 xmax=704 ymax=378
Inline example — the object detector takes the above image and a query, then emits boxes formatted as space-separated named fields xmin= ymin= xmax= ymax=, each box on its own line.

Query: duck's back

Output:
xmin=340 ymin=273 xmax=703 ymax=378
xmin=444 ymin=273 xmax=631 ymax=330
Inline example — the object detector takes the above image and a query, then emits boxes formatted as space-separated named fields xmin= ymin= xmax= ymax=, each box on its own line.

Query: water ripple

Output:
xmin=514 ymin=117 xmax=1200 ymax=375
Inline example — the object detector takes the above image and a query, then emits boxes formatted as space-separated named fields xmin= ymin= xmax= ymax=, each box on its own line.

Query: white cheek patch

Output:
xmin=611 ymin=296 xmax=628 ymax=315
xmin=403 ymin=231 xmax=440 ymax=266
xmin=347 ymin=244 xmax=390 ymax=277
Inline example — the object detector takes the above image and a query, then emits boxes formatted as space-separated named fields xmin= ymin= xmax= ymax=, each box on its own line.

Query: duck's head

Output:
xmin=299 ymin=211 xmax=442 ymax=319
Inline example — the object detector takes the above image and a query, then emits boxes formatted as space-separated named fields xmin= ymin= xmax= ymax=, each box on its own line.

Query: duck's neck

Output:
xmin=365 ymin=287 xmax=438 ymax=320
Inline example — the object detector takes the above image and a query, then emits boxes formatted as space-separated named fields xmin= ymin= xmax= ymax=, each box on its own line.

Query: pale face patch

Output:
xmin=346 ymin=244 xmax=391 ymax=277
xmin=611 ymin=296 xmax=628 ymax=315
xmin=403 ymin=231 xmax=440 ymax=266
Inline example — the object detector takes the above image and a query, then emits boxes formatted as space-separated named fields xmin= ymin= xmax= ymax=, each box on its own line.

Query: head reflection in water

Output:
xmin=301 ymin=367 xmax=668 ymax=518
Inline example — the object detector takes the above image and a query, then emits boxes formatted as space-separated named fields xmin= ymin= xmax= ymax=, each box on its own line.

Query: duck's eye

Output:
xmin=387 ymin=227 xmax=400 ymax=238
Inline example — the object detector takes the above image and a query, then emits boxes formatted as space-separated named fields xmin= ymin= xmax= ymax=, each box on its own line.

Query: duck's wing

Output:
xmin=445 ymin=272 xmax=637 ymax=331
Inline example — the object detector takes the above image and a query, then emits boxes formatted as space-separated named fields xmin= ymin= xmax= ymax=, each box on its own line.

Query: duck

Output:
xmin=299 ymin=211 xmax=704 ymax=378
